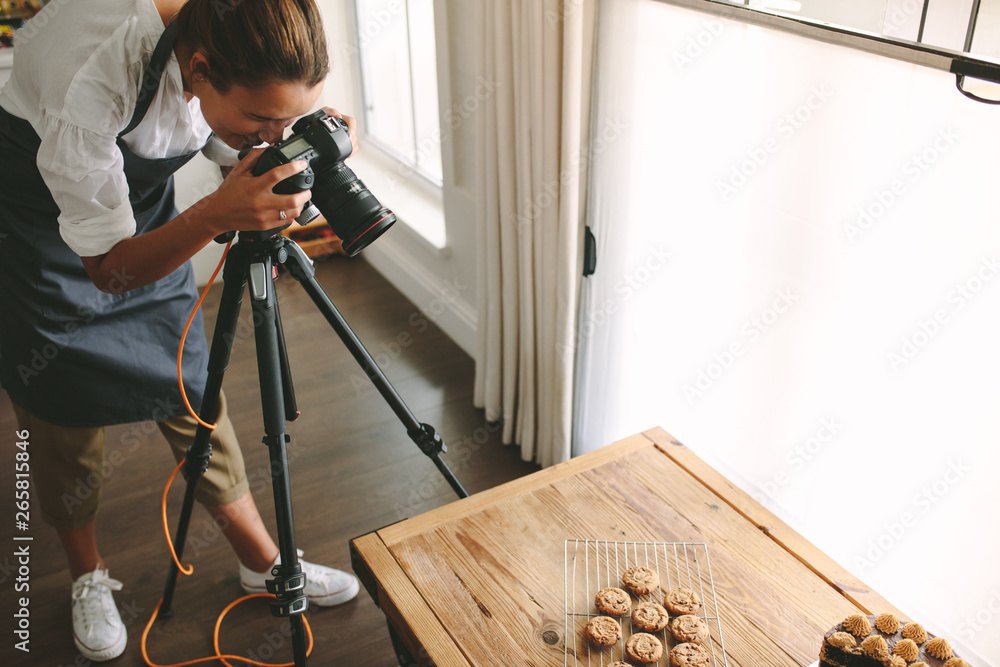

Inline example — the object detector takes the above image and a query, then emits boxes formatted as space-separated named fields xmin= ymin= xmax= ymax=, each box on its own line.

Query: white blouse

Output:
xmin=0 ymin=0 xmax=238 ymax=257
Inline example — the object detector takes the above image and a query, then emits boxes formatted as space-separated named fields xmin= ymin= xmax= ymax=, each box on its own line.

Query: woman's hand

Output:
xmin=322 ymin=107 xmax=359 ymax=157
xmin=198 ymin=148 xmax=314 ymax=235
xmin=80 ymin=148 xmax=313 ymax=293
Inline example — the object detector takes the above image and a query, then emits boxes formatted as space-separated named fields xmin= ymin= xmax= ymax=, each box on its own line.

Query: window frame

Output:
xmin=653 ymin=0 xmax=1000 ymax=101
xmin=351 ymin=0 xmax=446 ymax=193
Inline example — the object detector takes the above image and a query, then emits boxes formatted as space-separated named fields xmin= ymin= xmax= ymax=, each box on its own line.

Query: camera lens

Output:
xmin=309 ymin=164 xmax=396 ymax=257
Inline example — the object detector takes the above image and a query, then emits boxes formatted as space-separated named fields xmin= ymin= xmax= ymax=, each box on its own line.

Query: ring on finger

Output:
xmin=279 ymin=210 xmax=287 ymax=221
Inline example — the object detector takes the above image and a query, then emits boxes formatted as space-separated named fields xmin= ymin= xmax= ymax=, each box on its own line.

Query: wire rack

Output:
xmin=564 ymin=539 xmax=729 ymax=666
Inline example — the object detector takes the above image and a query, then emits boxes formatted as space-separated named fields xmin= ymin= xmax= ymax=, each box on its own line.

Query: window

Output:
xmin=354 ymin=0 xmax=443 ymax=186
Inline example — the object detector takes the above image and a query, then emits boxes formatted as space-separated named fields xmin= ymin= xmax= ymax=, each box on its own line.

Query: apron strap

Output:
xmin=119 ymin=20 xmax=179 ymax=138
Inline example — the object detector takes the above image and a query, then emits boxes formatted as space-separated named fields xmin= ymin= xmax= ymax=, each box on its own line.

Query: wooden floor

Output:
xmin=0 ymin=255 xmax=539 ymax=667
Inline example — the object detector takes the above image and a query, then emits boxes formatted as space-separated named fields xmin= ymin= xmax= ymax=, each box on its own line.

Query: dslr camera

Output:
xmin=247 ymin=110 xmax=396 ymax=256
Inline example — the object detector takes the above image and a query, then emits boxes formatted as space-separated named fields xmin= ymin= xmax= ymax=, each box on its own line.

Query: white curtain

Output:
xmin=573 ymin=0 xmax=642 ymax=454
xmin=473 ymin=0 xmax=596 ymax=467
xmin=576 ymin=0 xmax=1000 ymax=663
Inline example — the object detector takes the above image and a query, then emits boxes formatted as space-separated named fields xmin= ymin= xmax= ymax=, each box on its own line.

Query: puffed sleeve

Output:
xmin=35 ymin=114 xmax=137 ymax=258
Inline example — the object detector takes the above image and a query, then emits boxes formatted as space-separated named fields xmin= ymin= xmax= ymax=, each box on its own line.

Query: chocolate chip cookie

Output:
xmin=625 ymin=632 xmax=664 ymax=664
xmin=670 ymin=641 xmax=711 ymax=667
xmin=671 ymin=614 xmax=710 ymax=645
xmin=664 ymin=587 xmax=702 ymax=615
xmin=584 ymin=616 xmax=621 ymax=647
xmin=594 ymin=587 xmax=632 ymax=616
xmin=631 ymin=601 xmax=670 ymax=632
xmin=621 ymin=565 xmax=659 ymax=596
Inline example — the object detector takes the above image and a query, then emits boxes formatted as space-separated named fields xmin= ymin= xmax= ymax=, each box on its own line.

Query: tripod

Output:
xmin=159 ymin=230 xmax=469 ymax=667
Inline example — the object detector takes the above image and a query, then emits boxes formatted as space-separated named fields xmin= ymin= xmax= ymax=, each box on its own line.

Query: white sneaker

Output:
xmin=239 ymin=549 xmax=360 ymax=607
xmin=71 ymin=569 xmax=127 ymax=662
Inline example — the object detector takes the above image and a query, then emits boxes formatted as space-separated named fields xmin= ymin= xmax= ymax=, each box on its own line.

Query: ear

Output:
xmin=188 ymin=51 xmax=212 ymax=83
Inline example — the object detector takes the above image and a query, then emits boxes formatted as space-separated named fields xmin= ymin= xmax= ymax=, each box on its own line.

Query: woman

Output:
xmin=0 ymin=0 xmax=359 ymax=661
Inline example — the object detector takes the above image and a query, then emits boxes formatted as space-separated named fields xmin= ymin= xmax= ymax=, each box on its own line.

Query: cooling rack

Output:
xmin=564 ymin=539 xmax=729 ymax=666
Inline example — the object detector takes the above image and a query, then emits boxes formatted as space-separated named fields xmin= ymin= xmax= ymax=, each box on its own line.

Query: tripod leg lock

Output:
xmin=265 ymin=565 xmax=309 ymax=617
xmin=262 ymin=433 xmax=291 ymax=448
xmin=266 ymin=572 xmax=306 ymax=595
xmin=407 ymin=423 xmax=446 ymax=457
xmin=182 ymin=443 xmax=213 ymax=481
xmin=269 ymin=595 xmax=309 ymax=617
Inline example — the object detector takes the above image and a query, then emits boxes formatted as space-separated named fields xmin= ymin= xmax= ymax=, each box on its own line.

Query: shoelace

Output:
xmin=299 ymin=561 xmax=334 ymax=587
xmin=281 ymin=551 xmax=328 ymax=588
xmin=72 ymin=571 xmax=124 ymax=639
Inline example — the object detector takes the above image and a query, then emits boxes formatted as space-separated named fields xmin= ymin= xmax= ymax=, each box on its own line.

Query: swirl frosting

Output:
xmin=902 ymin=622 xmax=929 ymax=643
xmin=875 ymin=612 xmax=901 ymax=634
xmin=860 ymin=635 xmax=889 ymax=660
xmin=844 ymin=613 xmax=872 ymax=638
xmin=893 ymin=638 xmax=919 ymax=662
xmin=826 ymin=632 xmax=857 ymax=648
xmin=926 ymin=637 xmax=954 ymax=660
xmin=825 ymin=613 xmax=967 ymax=667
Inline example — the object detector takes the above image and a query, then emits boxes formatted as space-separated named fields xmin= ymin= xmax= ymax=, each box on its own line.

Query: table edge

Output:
xmin=350 ymin=532 xmax=473 ymax=666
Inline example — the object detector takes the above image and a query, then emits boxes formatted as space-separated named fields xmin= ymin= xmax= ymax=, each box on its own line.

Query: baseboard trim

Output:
xmin=361 ymin=238 xmax=477 ymax=359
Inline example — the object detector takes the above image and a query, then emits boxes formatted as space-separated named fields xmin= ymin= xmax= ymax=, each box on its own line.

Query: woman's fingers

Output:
xmin=273 ymin=191 xmax=313 ymax=219
xmin=325 ymin=108 xmax=357 ymax=135
xmin=259 ymin=159 xmax=309 ymax=188
xmin=231 ymin=149 xmax=308 ymax=186
xmin=212 ymin=155 xmax=313 ymax=230
xmin=230 ymin=146 xmax=266 ymax=174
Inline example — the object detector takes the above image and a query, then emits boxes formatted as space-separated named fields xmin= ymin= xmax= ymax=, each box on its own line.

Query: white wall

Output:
xmin=0 ymin=50 xmax=13 ymax=88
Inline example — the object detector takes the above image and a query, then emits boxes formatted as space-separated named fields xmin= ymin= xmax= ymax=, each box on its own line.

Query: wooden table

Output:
xmin=350 ymin=428 xmax=904 ymax=666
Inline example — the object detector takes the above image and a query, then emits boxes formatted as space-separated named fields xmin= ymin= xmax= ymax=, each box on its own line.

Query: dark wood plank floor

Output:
xmin=0 ymin=254 xmax=539 ymax=667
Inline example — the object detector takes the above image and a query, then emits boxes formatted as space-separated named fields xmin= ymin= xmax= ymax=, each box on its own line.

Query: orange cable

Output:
xmin=177 ymin=240 xmax=232 ymax=430
xmin=214 ymin=594 xmax=314 ymax=667
xmin=161 ymin=459 xmax=194 ymax=576
xmin=141 ymin=594 xmax=313 ymax=667
xmin=149 ymin=462 xmax=315 ymax=666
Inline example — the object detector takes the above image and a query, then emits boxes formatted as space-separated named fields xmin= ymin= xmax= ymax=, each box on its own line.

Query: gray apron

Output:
xmin=0 ymin=21 xmax=212 ymax=427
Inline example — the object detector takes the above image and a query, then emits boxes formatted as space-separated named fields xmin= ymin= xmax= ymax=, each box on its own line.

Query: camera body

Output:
xmin=251 ymin=110 xmax=354 ymax=203
xmin=248 ymin=110 xmax=396 ymax=256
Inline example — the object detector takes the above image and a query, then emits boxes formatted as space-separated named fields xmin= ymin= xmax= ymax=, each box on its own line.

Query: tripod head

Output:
xmin=214 ymin=224 xmax=293 ymax=245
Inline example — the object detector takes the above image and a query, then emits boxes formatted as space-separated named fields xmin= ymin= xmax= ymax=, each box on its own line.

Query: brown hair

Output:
xmin=174 ymin=0 xmax=330 ymax=93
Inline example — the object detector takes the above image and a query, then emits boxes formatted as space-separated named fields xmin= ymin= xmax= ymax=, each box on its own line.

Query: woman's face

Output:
xmin=196 ymin=78 xmax=325 ymax=151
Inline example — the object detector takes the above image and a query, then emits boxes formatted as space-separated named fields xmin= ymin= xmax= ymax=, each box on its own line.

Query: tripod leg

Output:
xmin=248 ymin=254 xmax=310 ymax=667
xmin=280 ymin=240 xmax=468 ymax=499
xmin=162 ymin=248 xmax=249 ymax=614
xmin=273 ymin=295 xmax=300 ymax=422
